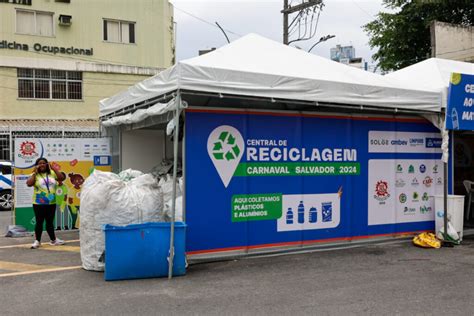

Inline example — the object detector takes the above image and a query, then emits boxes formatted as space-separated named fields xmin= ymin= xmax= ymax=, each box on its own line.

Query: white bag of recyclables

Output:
xmin=160 ymin=175 xmax=184 ymax=222
xmin=80 ymin=169 xmax=164 ymax=271
xmin=160 ymin=174 xmax=182 ymax=207
xmin=118 ymin=168 xmax=144 ymax=182
xmin=164 ymin=196 xmax=183 ymax=222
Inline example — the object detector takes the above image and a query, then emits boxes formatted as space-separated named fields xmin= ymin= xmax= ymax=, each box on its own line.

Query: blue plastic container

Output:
xmin=103 ymin=222 xmax=186 ymax=281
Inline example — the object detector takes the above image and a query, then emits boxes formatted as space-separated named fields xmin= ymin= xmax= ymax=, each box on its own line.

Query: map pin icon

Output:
xmin=207 ymin=125 xmax=245 ymax=188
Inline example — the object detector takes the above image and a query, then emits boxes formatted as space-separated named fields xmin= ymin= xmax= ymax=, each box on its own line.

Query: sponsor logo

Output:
xmin=396 ymin=164 xmax=403 ymax=173
xmin=399 ymin=193 xmax=407 ymax=203
xmin=404 ymin=207 xmax=416 ymax=215
xmin=422 ymin=192 xmax=429 ymax=201
xmin=370 ymin=139 xmax=389 ymax=146
xmin=412 ymin=192 xmax=419 ymax=202
xmin=433 ymin=165 xmax=439 ymax=173
xmin=420 ymin=206 xmax=432 ymax=214
xmin=411 ymin=178 xmax=419 ymax=186
xmin=391 ymin=139 xmax=408 ymax=146
xmin=409 ymin=138 xmax=424 ymax=146
xmin=408 ymin=165 xmax=415 ymax=173
xmin=18 ymin=141 xmax=38 ymax=158
xmin=425 ymin=138 xmax=442 ymax=148
xmin=423 ymin=176 xmax=433 ymax=187
xmin=437 ymin=177 xmax=443 ymax=185
xmin=395 ymin=179 xmax=406 ymax=188
xmin=374 ymin=180 xmax=390 ymax=202
xmin=419 ymin=164 xmax=426 ymax=173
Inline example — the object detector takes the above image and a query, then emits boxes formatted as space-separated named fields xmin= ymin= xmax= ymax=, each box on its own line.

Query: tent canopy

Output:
xmin=386 ymin=58 xmax=474 ymax=109
xmin=100 ymin=34 xmax=442 ymax=118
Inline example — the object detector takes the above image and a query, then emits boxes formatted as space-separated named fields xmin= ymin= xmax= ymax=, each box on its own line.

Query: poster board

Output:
xmin=185 ymin=109 xmax=445 ymax=256
xmin=446 ymin=73 xmax=474 ymax=131
xmin=13 ymin=138 xmax=111 ymax=231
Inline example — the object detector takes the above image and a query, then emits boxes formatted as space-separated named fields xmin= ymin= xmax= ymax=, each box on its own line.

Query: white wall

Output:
xmin=121 ymin=129 xmax=165 ymax=173
xmin=431 ymin=21 xmax=474 ymax=62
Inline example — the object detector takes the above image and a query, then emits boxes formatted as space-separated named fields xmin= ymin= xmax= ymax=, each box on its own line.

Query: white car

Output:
xmin=0 ymin=161 xmax=13 ymax=211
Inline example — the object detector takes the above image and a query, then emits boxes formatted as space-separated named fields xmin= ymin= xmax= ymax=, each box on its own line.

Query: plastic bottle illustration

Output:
xmin=452 ymin=107 xmax=459 ymax=130
xmin=298 ymin=201 xmax=305 ymax=224
xmin=322 ymin=202 xmax=332 ymax=222
xmin=286 ymin=208 xmax=294 ymax=224
xmin=309 ymin=207 xmax=317 ymax=223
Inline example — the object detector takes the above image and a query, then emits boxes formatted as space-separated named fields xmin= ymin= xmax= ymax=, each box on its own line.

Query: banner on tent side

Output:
xmin=185 ymin=110 xmax=444 ymax=256
xmin=13 ymin=138 xmax=112 ymax=231
xmin=446 ymin=73 xmax=474 ymax=131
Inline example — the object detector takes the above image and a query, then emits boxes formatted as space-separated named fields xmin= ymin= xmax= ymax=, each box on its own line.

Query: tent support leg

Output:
xmin=444 ymin=161 xmax=448 ymax=243
xmin=168 ymin=94 xmax=181 ymax=280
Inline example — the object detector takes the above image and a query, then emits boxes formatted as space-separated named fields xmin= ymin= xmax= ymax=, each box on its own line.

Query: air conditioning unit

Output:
xmin=58 ymin=15 xmax=72 ymax=26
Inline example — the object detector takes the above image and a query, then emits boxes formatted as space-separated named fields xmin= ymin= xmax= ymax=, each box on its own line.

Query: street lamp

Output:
xmin=308 ymin=34 xmax=335 ymax=53
xmin=215 ymin=22 xmax=230 ymax=44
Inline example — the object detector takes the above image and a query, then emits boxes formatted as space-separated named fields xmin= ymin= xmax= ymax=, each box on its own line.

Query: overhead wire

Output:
xmin=350 ymin=0 xmax=375 ymax=19
xmin=288 ymin=4 xmax=323 ymax=45
xmin=173 ymin=5 xmax=243 ymax=38
xmin=288 ymin=6 xmax=318 ymax=37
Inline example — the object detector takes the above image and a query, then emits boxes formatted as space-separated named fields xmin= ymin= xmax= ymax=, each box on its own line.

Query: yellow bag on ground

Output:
xmin=413 ymin=232 xmax=441 ymax=249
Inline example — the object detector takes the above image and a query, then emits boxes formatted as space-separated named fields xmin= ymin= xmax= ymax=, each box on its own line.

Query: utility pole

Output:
xmin=283 ymin=0 xmax=289 ymax=45
xmin=282 ymin=0 xmax=323 ymax=45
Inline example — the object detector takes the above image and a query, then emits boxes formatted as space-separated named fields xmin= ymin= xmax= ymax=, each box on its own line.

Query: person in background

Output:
xmin=26 ymin=157 xmax=66 ymax=249
xmin=55 ymin=172 xmax=70 ymax=230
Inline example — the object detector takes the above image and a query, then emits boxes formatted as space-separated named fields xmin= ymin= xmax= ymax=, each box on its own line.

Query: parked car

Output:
xmin=0 ymin=161 xmax=13 ymax=211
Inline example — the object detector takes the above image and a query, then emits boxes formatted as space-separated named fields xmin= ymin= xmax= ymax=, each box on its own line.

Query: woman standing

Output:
xmin=26 ymin=157 xmax=66 ymax=249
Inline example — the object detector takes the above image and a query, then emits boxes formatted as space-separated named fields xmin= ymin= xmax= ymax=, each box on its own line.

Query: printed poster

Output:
xmin=446 ymin=73 xmax=474 ymax=131
xmin=185 ymin=110 xmax=445 ymax=256
xmin=13 ymin=138 xmax=112 ymax=231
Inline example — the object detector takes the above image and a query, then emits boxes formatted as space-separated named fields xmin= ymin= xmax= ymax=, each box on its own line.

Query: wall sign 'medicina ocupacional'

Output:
xmin=0 ymin=0 xmax=31 ymax=5
xmin=0 ymin=40 xmax=93 ymax=56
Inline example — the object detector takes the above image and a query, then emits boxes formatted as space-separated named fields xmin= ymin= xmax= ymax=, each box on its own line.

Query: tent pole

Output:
xmin=444 ymin=161 xmax=448 ymax=242
xmin=439 ymin=117 xmax=449 ymax=244
xmin=168 ymin=93 xmax=181 ymax=280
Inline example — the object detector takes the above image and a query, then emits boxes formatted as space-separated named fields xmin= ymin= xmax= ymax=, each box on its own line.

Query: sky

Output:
xmin=171 ymin=0 xmax=392 ymax=66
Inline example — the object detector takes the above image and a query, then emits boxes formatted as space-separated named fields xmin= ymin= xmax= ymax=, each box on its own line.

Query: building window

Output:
xmin=16 ymin=10 xmax=54 ymax=37
xmin=18 ymin=69 xmax=82 ymax=100
xmin=0 ymin=134 xmax=10 ymax=162
xmin=103 ymin=19 xmax=135 ymax=44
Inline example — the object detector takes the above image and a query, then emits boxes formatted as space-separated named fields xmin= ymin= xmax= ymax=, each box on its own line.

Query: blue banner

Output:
xmin=185 ymin=110 xmax=444 ymax=255
xmin=446 ymin=73 xmax=474 ymax=131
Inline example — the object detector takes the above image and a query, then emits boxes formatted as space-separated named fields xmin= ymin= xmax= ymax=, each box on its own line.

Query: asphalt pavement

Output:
xmin=1 ymin=210 xmax=474 ymax=315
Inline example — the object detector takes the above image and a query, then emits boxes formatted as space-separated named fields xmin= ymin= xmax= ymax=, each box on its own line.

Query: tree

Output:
xmin=364 ymin=1 xmax=474 ymax=72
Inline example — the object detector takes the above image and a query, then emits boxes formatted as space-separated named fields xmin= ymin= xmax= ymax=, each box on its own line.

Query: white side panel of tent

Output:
xmin=121 ymin=130 xmax=166 ymax=173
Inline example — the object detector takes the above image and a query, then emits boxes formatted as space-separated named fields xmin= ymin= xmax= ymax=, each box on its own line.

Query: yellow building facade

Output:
xmin=0 ymin=0 xmax=174 ymax=160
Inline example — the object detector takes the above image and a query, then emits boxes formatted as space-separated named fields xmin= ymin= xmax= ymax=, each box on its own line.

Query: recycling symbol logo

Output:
xmin=212 ymin=131 xmax=241 ymax=161
xmin=207 ymin=125 xmax=245 ymax=188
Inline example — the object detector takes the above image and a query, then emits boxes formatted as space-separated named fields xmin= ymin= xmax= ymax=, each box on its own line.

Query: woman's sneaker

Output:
xmin=31 ymin=240 xmax=41 ymax=249
xmin=50 ymin=238 xmax=65 ymax=246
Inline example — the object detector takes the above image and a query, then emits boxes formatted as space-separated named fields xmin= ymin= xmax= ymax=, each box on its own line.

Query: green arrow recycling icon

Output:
xmin=208 ymin=126 xmax=245 ymax=188
xmin=212 ymin=131 xmax=241 ymax=161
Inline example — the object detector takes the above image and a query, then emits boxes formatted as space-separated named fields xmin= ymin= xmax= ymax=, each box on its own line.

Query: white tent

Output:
xmin=100 ymin=34 xmax=442 ymax=119
xmin=388 ymin=58 xmax=474 ymax=242
xmin=386 ymin=58 xmax=474 ymax=109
